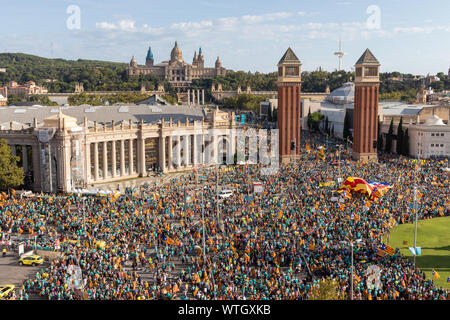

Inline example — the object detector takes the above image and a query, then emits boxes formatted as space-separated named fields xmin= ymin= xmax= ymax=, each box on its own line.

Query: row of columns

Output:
xmin=160 ymin=133 xmax=228 ymax=172
xmin=187 ymin=89 xmax=205 ymax=105
xmin=87 ymin=138 xmax=137 ymax=182
xmin=87 ymin=132 xmax=235 ymax=183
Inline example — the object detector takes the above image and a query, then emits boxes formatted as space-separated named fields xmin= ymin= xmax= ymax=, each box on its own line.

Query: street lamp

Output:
xmin=341 ymin=238 xmax=364 ymax=300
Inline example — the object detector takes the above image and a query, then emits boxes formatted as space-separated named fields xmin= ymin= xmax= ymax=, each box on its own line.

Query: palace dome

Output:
xmin=170 ymin=41 xmax=183 ymax=62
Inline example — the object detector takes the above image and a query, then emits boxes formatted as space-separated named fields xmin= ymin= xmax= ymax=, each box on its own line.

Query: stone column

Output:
xmin=103 ymin=141 xmax=108 ymax=179
xmin=187 ymin=90 xmax=191 ymax=106
xmin=202 ymin=89 xmax=205 ymax=105
xmin=32 ymin=144 xmax=41 ymax=191
xmin=120 ymin=140 xmax=125 ymax=176
xmin=175 ymin=136 xmax=181 ymax=168
xmin=197 ymin=89 xmax=200 ymax=105
xmin=11 ymin=145 xmax=16 ymax=156
xmin=168 ymin=136 xmax=173 ymax=170
xmin=159 ymin=136 xmax=166 ymax=172
xmin=193 ymin=134 xmax=198 ymax=166
xmin=22 ymin=145 xmax=28 ymax=173
xmin=111 ymin=141 xmax=117 ymax=178
xmin=85 ymin=142 xmax=91 ymax=183
xmin=192 ymin=90 xmax=196 ymax=106
xmin=93 ymin=142 xmax=99 ymax=181
xmin=183 ymin=135 xmax=189 ymax=167
xmin=129 ymin=139 xmax=134 ymax=174
xmin=139 ymin=137 xmax=146 ymax=176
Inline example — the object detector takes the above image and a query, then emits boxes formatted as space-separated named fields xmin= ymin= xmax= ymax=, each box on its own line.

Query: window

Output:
xmin=441 ymin=133 xmax=444 ymax=136
xmin=441 ymin=144 xmax=444 ymax=147
xmin=364 ymin=67 xmax=378 ymax=77
xmin=356 ymin=67 xmax=362 ymax=77
xmin=285 ymin=66 xmax=299 ymax=77
xmin=278 ymin=67 xmax=283 ymax=77
xmin=431 ymin=133 xmax=434 ymax=136
xmin=431 ymin=144 xmax=434 ymax=147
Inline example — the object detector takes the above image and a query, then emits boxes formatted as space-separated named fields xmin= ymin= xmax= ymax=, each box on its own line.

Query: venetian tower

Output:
xmin=353 ymin=49 xmax=380 ymax=161
xmin=277 ymin=48 xmax=302 ymax=163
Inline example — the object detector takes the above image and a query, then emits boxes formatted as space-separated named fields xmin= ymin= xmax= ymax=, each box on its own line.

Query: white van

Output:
xmin=218 ymin=189 xmax=233 ymax=199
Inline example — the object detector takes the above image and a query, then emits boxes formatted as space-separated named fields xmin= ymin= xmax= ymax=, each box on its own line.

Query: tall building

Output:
xmin=353 ymin=49 xmax=380 ymax=161
xmin=126 ymin=41 xmax=227 ymax=93
xmin=277 ymin=48 xmax=302 ymax=163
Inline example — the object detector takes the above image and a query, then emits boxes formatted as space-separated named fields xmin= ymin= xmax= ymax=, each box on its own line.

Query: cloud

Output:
xmin=96 ymin=19 xmax=136 ymax=32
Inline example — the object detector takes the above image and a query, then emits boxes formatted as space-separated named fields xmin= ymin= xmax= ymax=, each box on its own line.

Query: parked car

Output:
xmin=18 ymin=255 xmax=43 ymax=266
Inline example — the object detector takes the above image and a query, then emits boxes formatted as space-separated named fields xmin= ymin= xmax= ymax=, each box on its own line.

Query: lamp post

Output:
xmin=341 ymin=239 xmax=364 ymax=300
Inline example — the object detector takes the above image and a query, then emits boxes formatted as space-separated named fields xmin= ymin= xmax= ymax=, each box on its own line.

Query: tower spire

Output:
xmin=334 ymin=37 xmax=346 ymax=71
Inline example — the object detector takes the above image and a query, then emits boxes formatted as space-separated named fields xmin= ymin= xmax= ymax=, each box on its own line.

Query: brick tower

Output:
xmin=277 ymin=48 xmax=302 ymax=163
xmin=353 ymin=49 xmax=380 ymax=161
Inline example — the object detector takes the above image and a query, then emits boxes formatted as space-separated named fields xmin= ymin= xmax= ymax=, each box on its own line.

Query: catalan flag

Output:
xmin=432 ymin=269 xmax=440 ymax=280
xmin=337 ymin=177 xmax=392 ymax=199
xmin=379 ymin=243 xmax=395 ymax=256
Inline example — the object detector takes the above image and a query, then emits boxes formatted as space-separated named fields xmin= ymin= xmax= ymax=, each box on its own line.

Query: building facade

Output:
xmin=277 ymin=48 xmax=302 ymax=163
xmin=380 ymin=114 xmax=449 ymax=159
xmin=353 ymin=49 xmax=380 ymax=161
xmin=126 ymin=42 xmax=227 ymax=93
xmin=0 ymin=105 xmax=245 ymax=193
xmin=0 ymin=81 xmax=48 ymax=99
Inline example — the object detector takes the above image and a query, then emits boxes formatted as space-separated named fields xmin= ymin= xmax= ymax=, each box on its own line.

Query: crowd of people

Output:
xmin=0 ymin=133 xmax=448 ymax=300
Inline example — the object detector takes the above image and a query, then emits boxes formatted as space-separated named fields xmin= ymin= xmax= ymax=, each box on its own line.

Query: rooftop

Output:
xmin=0 ymin=104 xmax=206 ymax=129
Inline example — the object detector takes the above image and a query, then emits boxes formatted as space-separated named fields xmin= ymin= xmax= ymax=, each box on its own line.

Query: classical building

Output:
xmin=0 ymin=104 xmax=244 ymax=193
xmin=0 ymin=81 xmax=48 ymax=99
xmin=353 ymin=49 xmax=380 ymax=161
xmin=126 ymin=42 xmax=227 ymax=93
xmin=277 ymin=48 xmax=302 ymax=163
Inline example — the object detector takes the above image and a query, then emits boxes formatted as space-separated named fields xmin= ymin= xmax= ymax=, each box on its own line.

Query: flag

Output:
xmin=403 ymin=240 xmax=408 ymax=245
xmin=432 ymin=269 xmax=440 ymax=279
xmin=162 ymin=236 xmax=175 ymax=245
xmin=447 ymin=277 xmax=450 ymax=283
xmin=379 ymin=243 xmax=395 ymax=256
xmin=317 ymin=147 xmax=325 ymax=160
xmin=337 ymin=177 xmax=392 ymax=198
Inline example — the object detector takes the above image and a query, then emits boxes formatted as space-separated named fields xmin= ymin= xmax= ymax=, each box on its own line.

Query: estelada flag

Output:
xmin=380 ymin=243 xmax=395 ymax=256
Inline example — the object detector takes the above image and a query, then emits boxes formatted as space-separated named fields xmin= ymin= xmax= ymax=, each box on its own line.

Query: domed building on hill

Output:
xmin=126 ymin=41 xmax=227 ymax=94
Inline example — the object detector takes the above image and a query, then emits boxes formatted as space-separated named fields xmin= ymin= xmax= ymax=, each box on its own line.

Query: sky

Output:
xmin=1 ymin=0 xmax=450 ymax=75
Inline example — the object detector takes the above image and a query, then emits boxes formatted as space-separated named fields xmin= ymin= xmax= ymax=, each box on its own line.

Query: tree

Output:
xmin=307 ymin=107 xmax=312 ymax=132
xmin=377 ymin=116 xmax=383 ymax=151
xmin=396 ymin=117 xmax=403 ymax=155
xmin=308 ymin=112 xmax=324 ymax=132
xmin=403 ymin=128 xmax=410 ymax=156
xmin=308 ymin=278 xmax=342 ymax=300
xmin=343 ymin=111 xmax=351 ymax=141
xmin=385 ymin=118 xmax=394 ymax=153
xmin=0 ymin=139 xmax=24 ymax=190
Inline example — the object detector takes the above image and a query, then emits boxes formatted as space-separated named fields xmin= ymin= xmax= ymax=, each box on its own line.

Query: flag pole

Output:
xmin=413 ymin=134 xmax=421 ymax=267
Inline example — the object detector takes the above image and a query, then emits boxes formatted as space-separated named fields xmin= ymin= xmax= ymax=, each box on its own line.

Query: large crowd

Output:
xmin=0 ymin=133 xmax=449 ymax=300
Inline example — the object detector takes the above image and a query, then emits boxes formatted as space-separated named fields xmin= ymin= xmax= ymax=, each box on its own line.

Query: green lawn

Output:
xmin=383 ymin=216 xmax=450 ymax=289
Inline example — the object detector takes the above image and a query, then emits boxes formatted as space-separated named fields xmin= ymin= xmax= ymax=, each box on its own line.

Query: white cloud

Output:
xmin=95 ymin=22 xmax=117 ymax=30
xmin=95 ymin=19 xmax=136 ymax=32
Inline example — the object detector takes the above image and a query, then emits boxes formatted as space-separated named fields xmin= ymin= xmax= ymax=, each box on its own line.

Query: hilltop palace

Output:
xmin=126 ymin=41 xmax=227 ymax=94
